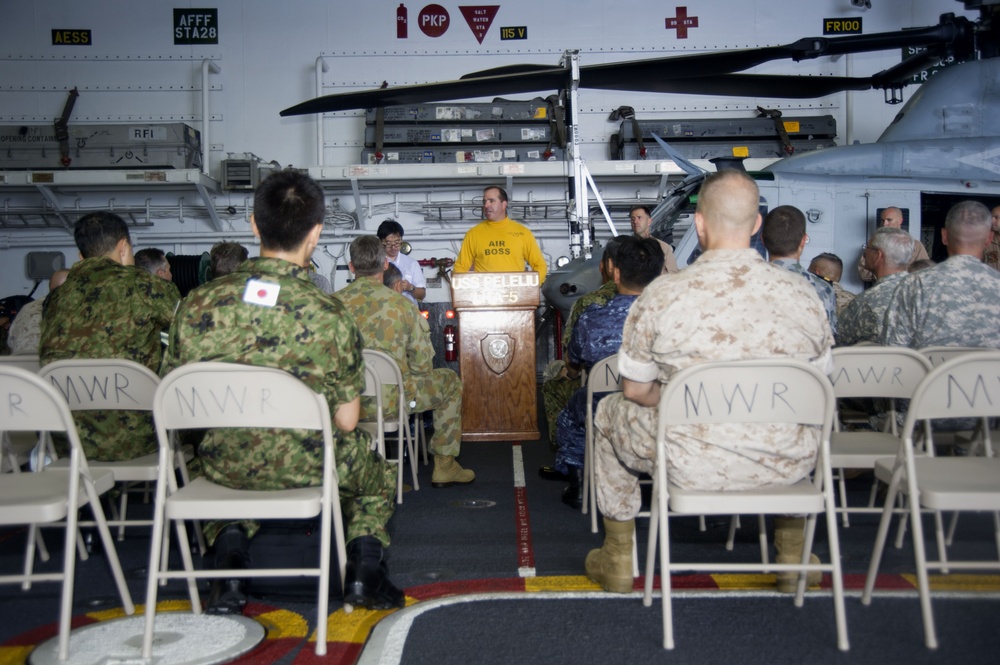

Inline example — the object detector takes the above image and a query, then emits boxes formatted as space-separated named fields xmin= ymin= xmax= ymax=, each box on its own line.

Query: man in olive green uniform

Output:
xmin=40 ymin=211 xmax=180 ymax=461
xmin=164 ymin=170 xmax=402 ymax=613
xmin=336 ymin=236 xmax=474 ymax=487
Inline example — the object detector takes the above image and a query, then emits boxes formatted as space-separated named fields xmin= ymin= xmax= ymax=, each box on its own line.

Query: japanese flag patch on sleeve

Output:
xmin=243 ymin=278 xmax=280 ymax=307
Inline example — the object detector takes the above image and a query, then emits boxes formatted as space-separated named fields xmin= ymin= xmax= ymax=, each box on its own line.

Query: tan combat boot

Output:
xmin=585 ymin=518 xmax=634 ymax=593
xmin=432 ymin=455 xmax=475 ymax=488
xmin=774 ymin=516 xmax=822 ymax=593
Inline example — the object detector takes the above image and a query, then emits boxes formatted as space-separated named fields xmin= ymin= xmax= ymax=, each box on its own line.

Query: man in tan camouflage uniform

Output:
xmin=164 ymin=170 xmax=402 ymax=613
xmin=882 ymin=200 xmax=1000 ymax=349
xmin=336 ymin=235 xmax=474 ymax=487
xmin=586 ymin=170 xmax=833 ymax=595
xmin=40 ymin=211 xmax=180 ymax=461
xmin=836 ymin=227 xmax=913 ymax=347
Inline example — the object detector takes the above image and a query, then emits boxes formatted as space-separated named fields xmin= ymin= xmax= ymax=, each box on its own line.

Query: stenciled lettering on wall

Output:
xmin=396 ymin=4 xmax=504 ymax=42
xmin=823 ymin=17 xmax=863 ymax=35
xmin=173 ymin=8 xmax=219 ymax=45
xmin=51 ymin=29 xmax=92 ymax=46
xmin=418 ymin=4 xmax=450 ymax=37
xmin=902 ymin=46 xmax=959 ymax=83
xmin=665 ymin=6 xmax=699 ymax=39
xmin=459 ymin=6 xmax=500 ymax=44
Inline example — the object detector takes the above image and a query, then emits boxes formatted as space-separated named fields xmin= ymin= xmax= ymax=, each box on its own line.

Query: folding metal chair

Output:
xmin=582 ymin=354 xmax=623 ymax=534
xmin=0 ymin=365 xmax=135 ymax=662
xmin=643 ymin=359 xmax=848 ymax=652
xmin=362 ymin=349 xmax=420 ymax=503
xmin=39 ymin=358 xmax=203 ymax=550
xmin=829 ymin=346 xmax=933 ymax=527
xmin=142 ymin=362 xmax=348 ymax=658
xmin=862 ymin=351 xmax=1000 ymax=649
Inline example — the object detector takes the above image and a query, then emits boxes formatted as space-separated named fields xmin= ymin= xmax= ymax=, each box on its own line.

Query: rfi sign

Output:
xmin=173 ymin=8 xmax=219 ymax=45
xmin=52 ymin=29 xmax=92 ymax=46
xmin=419 ymin=4 xmax=450 ymax=38
xmin=823 ymin=18 xmax=862 ymax=35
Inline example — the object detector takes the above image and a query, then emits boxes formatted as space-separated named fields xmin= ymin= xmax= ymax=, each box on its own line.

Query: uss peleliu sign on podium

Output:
xmin=451 ymin=271 xmax=540 ymax=441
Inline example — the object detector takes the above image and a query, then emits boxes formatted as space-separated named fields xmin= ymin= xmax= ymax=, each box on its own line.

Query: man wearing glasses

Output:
xmin=377 ymin=220 xmax=426 ymax=305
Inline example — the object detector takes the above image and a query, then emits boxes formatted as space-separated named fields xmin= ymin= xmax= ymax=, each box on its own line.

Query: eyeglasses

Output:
xmin=382 ymin=241 xmax=402 ymax=249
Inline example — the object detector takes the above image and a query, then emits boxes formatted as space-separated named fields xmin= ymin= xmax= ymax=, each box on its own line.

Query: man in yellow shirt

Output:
xmin=454 ymin=186 xmax=547 ymax=281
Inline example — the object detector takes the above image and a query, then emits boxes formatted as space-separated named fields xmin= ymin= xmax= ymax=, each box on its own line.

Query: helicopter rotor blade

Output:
xmin=279 ymin=15 xmax=973 ymax=116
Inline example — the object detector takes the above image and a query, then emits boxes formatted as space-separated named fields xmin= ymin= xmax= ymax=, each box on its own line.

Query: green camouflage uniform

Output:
xmin=541 ymin=280 xmax=617 ymax=441
xmin=163 ymin=257 xmax=395 ymax=546
xmin=335 ymin=277 xmax=463 ymax=457
xmin=40 ymin=257 xmax=179 ymax=461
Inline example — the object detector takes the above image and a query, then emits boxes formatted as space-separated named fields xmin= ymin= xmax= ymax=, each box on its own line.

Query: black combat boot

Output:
xmin=344 ymin=536 xmax=405 ymax=610
xmin=561 ymin=465 xmax=584 ymax=509
xmin=205 ymin=524 xmax=251 ymax=615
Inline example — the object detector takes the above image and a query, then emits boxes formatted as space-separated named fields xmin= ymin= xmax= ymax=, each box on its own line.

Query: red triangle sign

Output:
xmin=460 ymin=6 xmax=500 ymax=44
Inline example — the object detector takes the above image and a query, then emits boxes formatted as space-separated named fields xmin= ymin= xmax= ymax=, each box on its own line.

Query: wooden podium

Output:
xmin=451 ymin=271 xmax=540 ymax=442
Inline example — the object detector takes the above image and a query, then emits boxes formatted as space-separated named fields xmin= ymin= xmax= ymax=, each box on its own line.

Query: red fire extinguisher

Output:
xmin=397 ymin=3 xmax=408 ymax=39
xmin=444 ymin=324 xmax=457 ymax=362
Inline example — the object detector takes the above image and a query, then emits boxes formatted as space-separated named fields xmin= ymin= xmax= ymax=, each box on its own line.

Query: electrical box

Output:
xmin=26 ymin=252 xmax=66 ymax=280
xmin=221 ymin=154 xmax=281 ymax=190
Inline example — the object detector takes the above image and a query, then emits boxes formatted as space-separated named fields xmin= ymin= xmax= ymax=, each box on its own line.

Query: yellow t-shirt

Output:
xmin=454 ymin=217 xmax=547 ymax=282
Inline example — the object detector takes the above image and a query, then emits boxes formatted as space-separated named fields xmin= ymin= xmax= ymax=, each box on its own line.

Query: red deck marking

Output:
xmin=512 ymin=442 xmax=536 ymax=576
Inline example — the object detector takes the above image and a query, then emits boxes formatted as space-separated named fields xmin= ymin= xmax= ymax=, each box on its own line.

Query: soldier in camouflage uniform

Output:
xmin=539 ymin=239 xmax=620 ymax=470
xmin=857 ymin=206 xmax=930 ymax=282
xmin=881 ymin=200 xmax=1000 ymax=349
xmin=763 ymin=205 xmax=838 ymax=337
xmin=551 ymin=236 xmax=663 ymax=509
xmin=985 ymin=205 xmax=1000 ymax=271
xmin=40 ymin=211 xmax=180 ymax=461
xmin=164 ymin=170 xmax=402 ymax=613
xmin=335 ymin=235 xmax=474 ymax=487
xmin=586 ymin=171 xmax=833 ymax=595
xmin=808 ymin=253 xmax=855 ymax=318
xmin=836 ymin=227 xmax=913 ymax=347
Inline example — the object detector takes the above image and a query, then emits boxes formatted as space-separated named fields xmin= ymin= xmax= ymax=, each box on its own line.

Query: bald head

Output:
xmin=943 ymin=200 xmax=992 ymax=258
xmin=694 ymin=170 xmax=761 ymax=250
xmin=879 ymin=207 xmax=904 ymax=228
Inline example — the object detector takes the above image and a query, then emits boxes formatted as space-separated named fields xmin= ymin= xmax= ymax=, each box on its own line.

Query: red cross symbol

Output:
xmin=665 ymin=6 xmax=699 ymax=39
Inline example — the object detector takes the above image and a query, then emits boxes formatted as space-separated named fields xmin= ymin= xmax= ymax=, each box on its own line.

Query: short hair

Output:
xmin=629 ymin=205 xmax=652 ymax=217
xmin=74 ymin=211 xmax=131 ymax=259
xmin=809 ymin=253 xmax=843 ymax=282
xmin=945 ymin=200 xmax=992 ymax=247
xmin=615 ymin=236 xmax=664 ymax=290
xmin=602 ymin=237 xmax=622 ymax=266
xmin=908 ymin=258 xmax=936 ymax=273
xmin=349 ymin=236 xmax=386 ymax=277
xmin=377 ymin=219 xmax=405 ymax=240
xmin=484 ymin=185 xmax=508 ymax=203
xmin=383 ymin=262 xmax=403 ymax=289
xmin=696 ymin=170 xmax=760 ymax=233
xmin=869 ymin=227 xmax=914 ymax=269
xmin=210 ymin=241 xmax=249 ymax=279
xmin=253 ymin=170 xmax=326 ymax=251
xmin=762 ymin=205 xmax=806 ymax=257
xmin=134 ymin=248 xmax=168 ymax=276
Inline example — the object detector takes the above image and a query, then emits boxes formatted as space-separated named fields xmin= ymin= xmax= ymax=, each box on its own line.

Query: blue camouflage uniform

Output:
xmin=554 ymin=293 xmax=637 ymax=473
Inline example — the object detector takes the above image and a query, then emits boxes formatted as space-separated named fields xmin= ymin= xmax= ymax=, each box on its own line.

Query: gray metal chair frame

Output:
xmin=642 ymin=359 xmax=848 ymax=652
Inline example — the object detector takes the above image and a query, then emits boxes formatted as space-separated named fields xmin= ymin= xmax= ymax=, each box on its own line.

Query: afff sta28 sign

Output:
xmin=174 ymin=8 xmax=219 ymax=45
